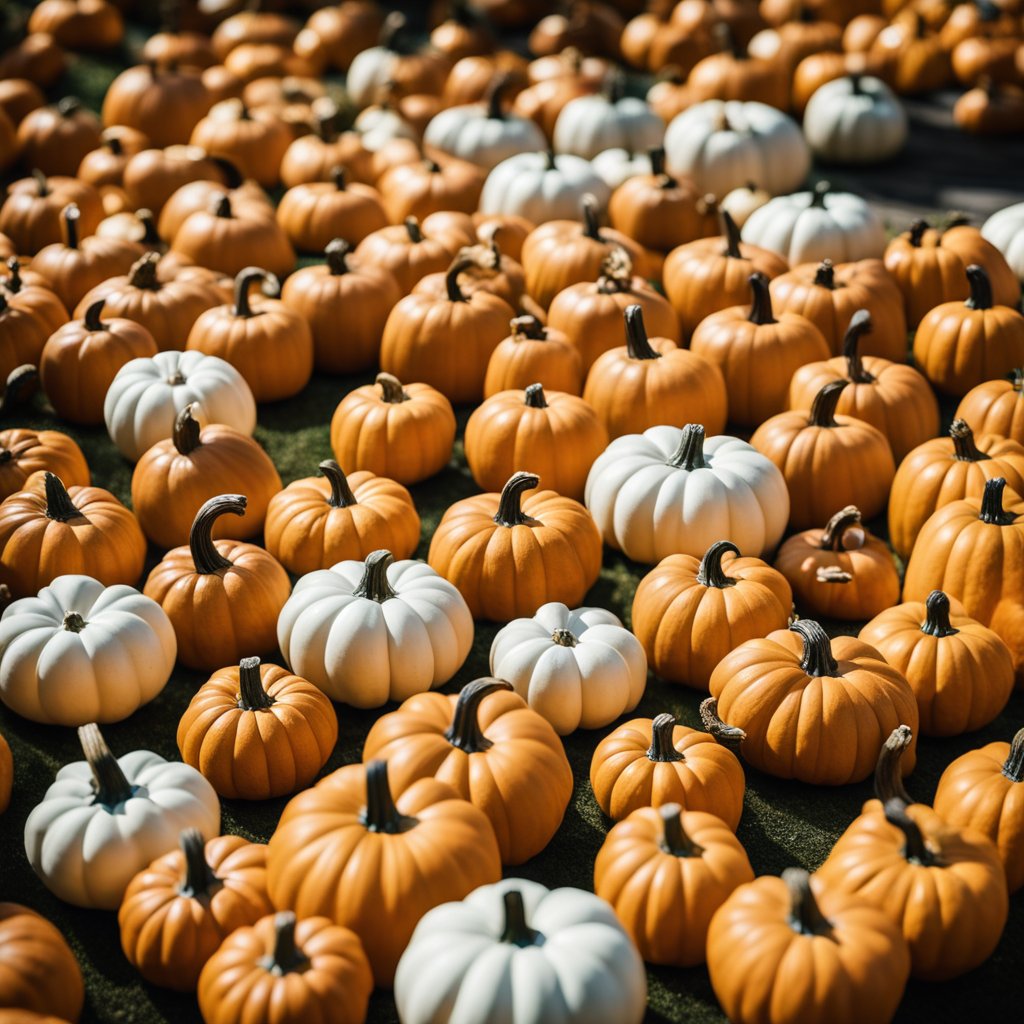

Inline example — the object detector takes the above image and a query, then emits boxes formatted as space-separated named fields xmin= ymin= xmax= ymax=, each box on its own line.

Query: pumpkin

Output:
xmin=687 ymin=27 xmax=789 ymax=110
xmin=189 ymin=98 xmax=291 ymax=187
xmin=933 ymin=727 xmax=1024 ymax=892
xmin=871 ymin=12 xmax=953 ymax=94
xmin=131 ymin=404 xmax=281 ymax=550
xmin=590 ymin=147 xmax=653 ymax=190
xmin=211 ymin=8 xmax=299 ymax=60
xmin=16 ymin=97 xmax=101 ymax=178
xmin=376 ymin=156 xmax=487 ymax=223
xmin=0 ymin=31 xmax=66 ymax=88
xmin=0 ymin=288 xmax=68 ymax=391
xmin=887 ymin=419 xmax=1024 ymax=558
xmin=0 ymin=573 xmax=175 ymax=726
xmin=982 ymin=200 xmax=1024 ymax=284
xmin=632 ymin=540 xmax=793 ymax=691
xmin=444 ymin=52 xmax=530 ymax=105
xmin=143 ymin=493 xmax=291 ymax=670
xmin=118 ymin=829 xmax=273 ymax=991
xmin=709 ymin=620 xmax=920 ymax=784
xmin=706 ymin=867 xmax=910 ymax=1024
xmin=954 ymin=79 xmax=1024 ymax=135
xmin=394 ymin=879 xmax=647 ymax=1024
xmin=750 ymin=380 xmax=896 ymax=529
xmin=0 ymin=79 xmax=45 ymax=127
xmin=0 ymin=474 xmax=146 ymax=597
xmin=0 ymin=903 xmax=83 ymax=1022
xmin=590 ymin=710 xmax=746 ymax=827
xmin=76 ymin=125 xmax=150 ymax=191
xmin=267 ymin=757 xmax=501 ymax=985
xmin=363 ymin=676 xmax=572 ymax=864
xmin=104 ymin=349 xmax=256 ymax=462
xmin=429 ymin=471 xmax=602 ymax=621
xmin=40 ymin=298 xmax=158 ymax=425
xmin=804 ymin=73 xmax=907 ymax=165
xmin=276 ymin=167 xmax=388 ymax=252
xmin=956 ymin=369 xmax=1024 ymax=443
xmin=552 ymin=78 xmax=664 ymax=160
xmin=353 ymin=215 xmax=464 ymax=295
xmin=718 ymin=181 xmax=770 ymax=229
xmin=817 ymin=727 xmax=1009 ymax=980
xmin=483 ymin=315 xmax=582 ymax=396
xmin=489 ymin=602 xmax=646 ymax=736
xmin=663 ymin=99 xmax=810 ymax=197
xmin=774 ymin=505 xmax=900 ymax=620
xmin=101 ymin=63 xmax=210 ymax=149
xmin=0 ymin=172 xmax=103 ymax=255
xmin=595 ymin=803 xmax=754 ymax=967
xmin=24 ymin=723 xmax=219 ymax=909
xmin=0 ymin=428 xmax=87 ymax=501
xmin=586 ymin=422 xmax=790 ymax=563
xmin=513 ymin=64 xmax=603 ymax=138
xmin=28 ymin=0 xmax=123 ymax=50
xmin=913 ymin=264 xmax=1024 ymax=397
xmin=121 ymin=144 xmax=224 ymax=216
xmin=186 ymin=266 xmax=313 ymax=403
xmin=280 ymin=107 xmax=373 ymax=189
xmin=307 ymin=1 xmax=384 ymax=71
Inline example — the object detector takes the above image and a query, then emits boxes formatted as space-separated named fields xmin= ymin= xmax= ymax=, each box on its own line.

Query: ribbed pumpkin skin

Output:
xmin=956 ymin=373 xmax=1024 ymax=444
xmin=0 ymin=428 xmax=89 ymax=501
xmin=483 ymin=323 xmax=583 ymax=397
xmin=0 ymin=283 xmax=68 ymax=379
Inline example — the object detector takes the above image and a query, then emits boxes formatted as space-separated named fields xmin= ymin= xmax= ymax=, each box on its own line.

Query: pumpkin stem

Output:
xmin=908 ymin=219 xmax=929 ymax=247
xmin=83 ymin=299 xmax=106 ymax=332
xmin=696 ymin=540 xmax=739 ymax=588
xmin=189 ymin=494 xmax=247 ymax=574
xmin=178 ymin=827 xmax=220 ymax=898
xmin=596 ymin=246 xmax=633 ymax=294
xmin=819 ymin=505 xmax=862 ymax=551
xmin=810 ymin=180 xmax=830 ymax=209
xmin=445 ymin=255 xmax=475 ymax=302
xmin=551 ymin=627 xmax=578 ymax=647
xmin=494 ymin=471 xmax=539 ymax=527
xmin=485 ymin=72 xmax=509 ymax=121
xmin=1001 ymin=728 xmax=1024 ymax=782
xmin=544 ymin=148 xmax=557 ymax=171
xmin=666 ymin=423 xmax=707 ymax=471
xmin=57 ymin=96 xmax=81 ymax=117
xmin=44 ymin=473 xmax=82 ymax=522
xmin=376 ymin=372 xmax=408 ymax=404
xmin=78 ymin=723 xmax=135 ymax=807
xmin=210 ymin=156 xmax=245 ymax=189
xmin=499 ymin=889 xmax=540 ymax=946
xmin=380 ymin=10 xmax=408 ymax=51
xmin=353 ymin=549 xmax=397 ymax=601
xmin=699 ymin=697 xmax=746 ymax=747
xmin=4 ymin=257 xmax=24 ymax=293
xmin=62 ymin=203 xmax=80 ymax=250
xmin=647 ymin=713 xmax=683 ymax=763
xmin=319 ymin=459 xmax=357 ymax=508
xmin=921 ymin=590 xmax=959 ymax=638
xmin=873 ymin=724 xmax=914 ymax=804
xmin=884 ymin=798 xmax=937 ymax=866
xmin=212 ymin=192 xmax=233 ymax=219
xmin=0 ymin=365 xmax=40 ymax=414
xmin=949 ymin=418 xmax=987 ymax=462
xmin=511 ymin=315 xmax=545 ymax=340
xmin=624 ymin=304 xmax=661 ymax=361
xmin=403 ymin=216 xmax=424 ymax=243
xmin=325 ymin=238 xmax=351 ymax=275
xmin=782 ymin=868 xmax=832 ymax=936
xmin=979 ymin=477 xmax=1016 ymax=525
xmin=63 ymin=611 xmax=86 ymax=633
xmin=445 ymin=677 xmax=512 ymax=753
xmin=32 ymin=169 xmax=49 ymax=196
xmin=137 ymin=209 xmax=161 ymax=247
xmin=659 ymin=803 xmax=704 ymax=858
xmin=128 ymin=252 xmax=161 ymax=290
xmin=747 ymin=272 xmax=775 ymax=325
xmin=362 ymin=759 xmax=415 ymax=833
xmin=842 ymin=310 xmax=874 ymax=383
xmin=264 ymin=912 xmax=310 ymax=975
xmin=964 ymin=264 xmax=993 ymax=310
xmin=809 ymin=380 xmax=847 ymax=428
xmin=331 ymin=165 xmax=347 ymax=191
xmin=523 ymin=383 xmax=547 ymax=408
xmin=237 ymin=655 xmax=275 ymax=711
xmin=173 ymin=403 xmax=202 ymax=455
xmin=649 ymin=146 xmax=675 ymax=189
xmin=791 ymin=620 xmax=839 ymax=677
xmin=813 ymin=259 xmax=835 ymax=289
xmin=581 ymin=193 xmax=602 ymax=241
xmin=233 ymin=267 xmax=278 ymax=318
xmin=721 ymin=209 xmax=743 ymax=259
xmin=713 ymin=21 xmax=744 ymax=59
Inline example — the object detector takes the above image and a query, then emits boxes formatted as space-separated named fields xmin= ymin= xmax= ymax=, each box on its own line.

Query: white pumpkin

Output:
xmin=277 ymin=549 xmax=474 ymax=709
xmin=394 ymin=878 xmax=647 ymax=1024
xmin=982 ymin=201 xmax=1024 ymax=283
xmin=354 ymin=104 xmax=418 ymax=151
xmin=0 ymin=575 xmax=176 ymax=726
xmin=591 ymin=148 xmax=653 ymax=190
xmin=553 ymin=89 xmax=664 ymax=161
xmin=803 ymin=75 xmax=907 ymax=165
xmin=103 ymin=349 xmax=257 ymax=462
xmin=479 ymin=152 xmax=611 ymax=225
xmin=742 ymin=182 xmax=886 ymax=265
xmin=663 ymin=100 xmax=810 ymax=197
xmin=719 ymin=182 xmax=772 ymax=228
xmin=489 ymin=602 xmax=647 ymax=736
xmin=24 ymin=724 xmax=220 ymax=909
xmin=584 ymin=423 xmax=790 ymax=564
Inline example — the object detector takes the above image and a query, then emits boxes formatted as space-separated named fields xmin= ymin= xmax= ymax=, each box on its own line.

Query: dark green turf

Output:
xmin=1 ymin=9 xmax=1023 ymax=1023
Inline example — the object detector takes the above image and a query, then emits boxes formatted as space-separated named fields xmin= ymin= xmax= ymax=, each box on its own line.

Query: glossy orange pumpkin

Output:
xmin=956 ymin=368 xmax=1024 ymax=444
xmin=276 ymin=167 xmax=388 ymax=252
xmin=0 ymin=428 xmax=88 ymax=502
xmin=353 ymin=215 xmax=465 ymax=295
xmin=483 ymin=315 xmax=583 ymax=397
xmin=190 ymin=98 xmax=292 ymax=187
xmin=0 ymin=172 xmax=103 ymax=254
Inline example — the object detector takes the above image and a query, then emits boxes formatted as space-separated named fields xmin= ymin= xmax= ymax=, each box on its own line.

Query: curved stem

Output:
xmin=210 ymin=156 xmax=245 ymax=189
xmin=667 ymin=424 xmax=706 ymax=471
xmin=320 ymin=459 xmax=357 ymax=507
xmin=83 ymin=300 xmax=105 ymax=332
xmin=362 ymin=759 xmax=414 ymax=833
xmin=511 ymin=316 xmax=544 ymax=340
xmin=949 ymin=419 xmax=987 ymax=461
xmin=524 ymin=383 xmax=547 ymax=408
xmin=189 ymin=494 xmax=246 ymax=574
xmin=78 ymin=724 xmax=135 ymax=807
xmin=921 ymin=590 xmax=959 ymax=638
xmin=137 ymin=210 xmax=161 ymax=247
xmin=325 ymin=238 xmax=351 ymax=275
xmin=173 ymin=404 xmax=202 ymax=455
xmin=581 ymin=194 xmax=601 ymax=241
xmin=699 ymin=697 xmax=747 ymax=746
xmin=809 ymin=380 xmax=847 ymax=428
xmin=1001 ymin=728 xmax=1024 ymax=782
xmin=445 ymin=255 xmax=474 ymax=302
xmin=264 ymin=912 xmax=309 ymax=974
xmin=63 ymin=611 xmax=86 ymax=632
xmin=237 ymin=655 xmax=274 ymax=711
xmin=819 ymin=506 xmax=862 ymax=551
xmin=62 ymin=204 xmax=80 ymax=250
xmin=376 ymin=372 xmax=408 ymax=403
xmin=45 ymin=473 xmax=81 ymax=522
xmin=404 ymin=216 xmax=423 ymax=243
xmin=485 ymin=73 xmax=508 ymax=121
xmin=444 ymin=678 xmax=512 ymax=753
xmin=790 ymin=620 xmax=839 ymax=677
xmin=697 ymin=540 xmax=739 ymax=588
xmin=884 ymin=798 xmax=936 ymax=866
xmin=179 ymin=828 xmax=220 ymax=898
xmin=783 ymin=868 xmax=831 ymax=936
xmin=494 ymin=472 xmax=539 ymax=527
xmin=979 ymin=477 xmax=1016 ymax=525
xmin=647 ymin=713 xmax=683 ymax=763
xmin=810 ymin=180 xmax=830 ymax=209
xmin=659 ymin=803 xmax=703 ymax=857
xmin=233 ymin=267 xmax=278 ymax=318
xmin=352 ymin=549 xmax=397 ymax=602
xmin=964 ymin=265 xmax=993 ymax=310
xmin=128 ymin=252 xmax=161 ymax=290
xmin=813 ymin=259 xmax=835 ymax=289
xmin=747 ymin=272 xmax=775 ymax=325
xmin=380 ymin=10 xmax=408 ymax=51
xmin=721 ymin=209 xmax=742 ymax=259
xmin=0 ymin=365 xmax=39 ymax=414
xmin=500 ymin=889 xmax=539 ymax=946
xmin=842 ymin=310 xmax=874 ymax=383
xmin=908 ymin=219 xmax=928 ymax=247
xmin=873 ymin=724 xmax=914 ymax=804
xmin=624 ymin=304 xmax=660 ymax=360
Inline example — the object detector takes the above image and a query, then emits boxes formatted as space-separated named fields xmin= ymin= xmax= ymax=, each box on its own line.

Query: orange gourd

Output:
xmin=353 ymin=215 xmax=465 ymax=295
xmin=190 ymin=98 xmax=292 ymax=187
xmin=0 ymin=272 xmax=68 ymax=382
xmin=956 ymin=368 xmax=1024 ymax=444
xmin=377 ymin=156 xmax=487 ymax=223
xmin=102 ymin=63 xmax=211 ymax=149
xmin=280 ymin=107 xmax=374 ymax=188
xmin=276 ymin=167 xmax=388 ymax=252
xmin=0 ymin=428 xmax=88 ymax=501
xmin=0 ymin=171 xmax=103 ymax=254
xmin=483 ymin=315 xmax=583 ymax=397
xmin=16 ymin=96 xmax=102 ymax=178
xmin=687 ymin=26 xmax=789 ymax=109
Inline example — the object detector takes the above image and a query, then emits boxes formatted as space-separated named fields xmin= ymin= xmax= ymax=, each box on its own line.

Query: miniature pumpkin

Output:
xmin=0 ymin=78 xmax=45 ymax=126
xmin=0 ymin=32 xmax=67 ymax=88
xmin=102 ymin=63 xmax=210 ymax=149
xmin=276 ymin=167 xmax=388 ymax=252
xmin=956 ymin=368 xmax=1024 ymax=443
xmin=483 ymin=315 xmax=582 ymax=396
xmin=0 ymin=172 xmax=103 ymax=254
xmin=280 ymin=108 xmax=373 ymax=189
xmin=428 ymin=471 xmax=602 ymax=621
xmin=28 ymin=0 xmax=123 ymax=50
xmin=0 ymin=428 xmax=87 ymax=501
xmin=143 ymin=493 xmax=291 ymax=670
xmin=16 ymin=97 xmax=102 ymax=178
xmin=954 ymin=80 xmax=1024 ymax=135
xmin=0 ymin=271 xmax=69 ymax=383
xmin=410 ymin=236 xmax=527 ymax=311
xmin=119 ymin=829 xmax=273 ymax=990
xmin=307 ymin=1 xmax=384 ymax=71
xmin=709 ymin=620 xmax=919 ymax=785
xmin=0 ymin=473 xmax=146 ymax=597
xmin=189 ymin=98 xmax=291 ymax=187
xmin=353 ymin=215 xmax=464 ymax=294
xmin=632 ymin=540 xmax=793 ymax=691
xmin=981 ymin=200 xmax=1024 ymax=285
xmin=363 ymin=676 xmax=572 ymax=864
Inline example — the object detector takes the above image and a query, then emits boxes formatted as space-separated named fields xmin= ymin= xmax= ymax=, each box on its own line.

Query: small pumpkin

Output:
xmin=376 ymin=156 xmax=486 ymax=223
xmin=632 ymin=539 xmax=793 ymax=691
xmin=0 ymin=427 xmax=87 ymax=501
xmin=307 ymin=2 xmax=384 ymax=71
xmin=956 ymin=368 xmax=1024 ymax=443
xmin=0 ymin=172 xmax=103 ymax=255
xmin=280 ymin=104 xmax=373 ymax=188
xmin=981 ymin=200 xmax=1024 ymax=286
xmin=954 ymin=79 xmax=1024 ymax=135
xmin=102 ymin=63 xmax=211 ymax=149
xmin=122 ymin=144 xmax=225 ymax=217
xmin=28 ymin=0 xmax=124 ymax=51
xmin=353 ymin=214 xmax=464 ymax=295
xmin=804 ymin=73 xmax=907 ymax=164
xmin=0 ymin=79 xmax=46 ymax=127
xmin=0 ymin=34 xmax=66 ymax=89
xmin=76 ymin=125 xmax=150 ymax=190
xmin=0 ymin=283 xmax=68 ymax=395
xmin=189 ymin=98 xmax=292 ymax=187
xmin=483 ymin=315 xmax=582 ymax=397
xmin=552 ymin=75 xmax=665 ymax=159
xmin=16 ymin=97 xmax=102 ymax=178
xmin=276 ymin=167 xmax=388 ymax=252
xmin=686 ymin=25 xmax=789 ymax=109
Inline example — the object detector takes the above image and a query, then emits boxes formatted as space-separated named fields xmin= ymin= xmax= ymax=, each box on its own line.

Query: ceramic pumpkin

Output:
xmin=483 ymin=315 xmax=582 ymax=397
xmin=0 ymin=428 xmax=88 ymax=501
xmin=118 ymin=830 xmax=274 ymax=991
xmin=590 ymin=711 xmax=746 ymax=828
xmin=394 ymin=879 xmax=647 ymax=1024
xmin=632 ymin=540 xmax=793 ymax=691
xmin=428 ymin=471 xmax=602 ymax=621
xmin=363 ymin=676 xmax=572 ymax=864
xmin=143 ymin=493 xmax=291 ymax=670
xmin=24 ymin=724 xmax=220 ymax=910
xmin=956 ymin=369 xmax=1024 ymax=444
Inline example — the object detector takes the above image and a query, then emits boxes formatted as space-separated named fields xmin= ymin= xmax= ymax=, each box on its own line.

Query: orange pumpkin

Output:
xmin=483 ymin=315 xmax=582 ymax=397
xmin=871 ymin=13 xmax=952 ymax=94
xmin=590 ymin=711 xmax=746 ymax=828
xmin=377 ymin=156 xmax=487 ymax=223
xmin=687 ymin=26 xmax=789 ymax=109
xmin=632 ymin=540 xmax=793 ymax=691
xmin=939 ymin=222 xmax=1021 ymax=307
xmin=0 ymin=33 xmax=67 ymax=89
xmin=16 ymin=96 xmax=102 ymax=178
xmin=353 ymin=215 xmax=466 ymax=295
xmin=102 ymin=63 xmax=211 ymax=149
xmin=143 ymin=493 xmax=291 ymax=670
xmin=76 ymin=125 xmax=150 ymax=191
xmin=954 ymin=79 xmax=1024 ymax=135
xmin=280 ymin=107 xmax=374 ymax=189
xmin=362 ymin=677 xmax=572 ymax=865
xmin=276 ymin=167 xmax=388 ymax=252
xmin=264 ymin=459 xmax=420 ymax=575
xmin=307 ymin=2 xmax=384 ymax=71
xmin=0 ymin=78 xmax=46 ymax=127
xmin=0 ymin=427 xmax=88 ymax=501
xmin=428 ymin=470 xmax=602 ymax=620
xmin=190 ymin=98 xmax=292 ymax=187
xmin=0 ymin=472 xmax=146 ymax=597
xmin=118 ymin=829 xmax=274 ymax=990
xmin=415 ymin=237 xmax=530 ymax=313
xmin=123 ymin=145 xmax=227 ymax=217
xmin=956 ymin=368 xmax=1024 ymax=444
xmin=0 ymin=171 xmax=103 ymax=254
xmin=0 ymin=273 xmax=68 ymax=382
xmin=774 ymin=505 xmax=900 ymax=620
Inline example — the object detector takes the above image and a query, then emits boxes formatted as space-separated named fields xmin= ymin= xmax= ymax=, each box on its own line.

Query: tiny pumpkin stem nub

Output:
xmin=511 ymin=315 xmax=545 ymax=340
xmin=597 ymin=245 xmax=633 ymax=294
xmin=813 ymin=259 xmax=835 ymax=289
xmin=747 ymin=272 xmax=775 ymax=325
xmin=842 ymin=310 xmax=874 ymax=383
xmin=44 ymin=473 xmax=82 ymax=522
xmin=179 ymin=828 xmax=220 ymax=898
xmin=212 ymin=192 xmax=232 ymax=219
xmin=376 ymin=372 xmax=408 ymax=403
xmin=189 ymin=494 xmax=247 ymax=574
xmin=782 ymin=867 xmax=832 ymax=936
xmin=581 ymin=193 xmax=602 ymax=240
xmin=699 ymin=697 xmax=746 ymax=747
xmin=494 ymin=471 xmax=540 ymax=527
xmin=266 ymin=912 xmax=309 ymax=974
xmin=810 ymin=180 xmax=830 ymax=209
xmin=83 ymin=299 xmax=105 ymax=332
xmin=237 ymin=656 xmax=275 ymax=711
xmin=63 ymin=611 xmax=86 ymax=633
xmin=979 ymin=477 xmax=1016 ymax=525
xmin=660 ymin=803 xmax=704 ymax=857
xmin=884 ymin=798 xmax=936 ymax=866
xmin=819 ymin=505 xmax=862 ymax=551
xmin=965 ymin=264 xmax=993 ymax=310
xmin=551 ymin=627 xmax=578 ymax=647
xmin=921 ymin=591 xmax=959 ymax=638
xmin=809 ymin=380 xmax=847 ymax=428
xmin=173 ymin=404 xmax=202 ymax=455
xmin=325 ymin=238 xmax=351 ymax=275
xmin=353 ymin=549 xmax=397 ymax=602
xmin=667 ymin=423 xmax=707 ymax=471
xmin=1002 ymin=728 xmax=1024 ymax=782
xmin=5 ymin=257 xmax=23 ymax=292
xmin=647 ymin=713 xmax=684 ymax=763
xmin=721 ymin=209 xmax=743 ymax=259
xmin=320 ymin=459 xmax=357 ymax=508
xmin=78 ymin=723 xmax=135 ymax=807
xmin=949 ymin=419 xmax=988 ymax=462
xmin=362 ymin=759 xmax=413 ymax=833
xmin=1010 ymin=368 xmax=1023 ymax=393
xmin=624 ymin=304 xmax=660 ymax=360
xmin=445 ymin=678 xmax=512 ymax=753
xmin=500 ymin=889 xmax=540 ymax=947
xmin=331 ymin=165 xmax=347 ymax=191
xmin=524 ymin=383 xmax=547 ymax=408
xmin=696 ymin=540 xmax=739 ymax=588
xmin=791 ymin=620 xmax=839 ymax=677
xmin=873 ymin=725 xmax=914 ymax=805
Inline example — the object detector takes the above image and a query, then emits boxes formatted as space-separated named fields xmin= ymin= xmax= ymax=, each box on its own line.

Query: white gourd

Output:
xmin=982 ymin=201 xmax=1024 ymax=284
xmin=354 ymin=105 xmax=418 ymax=151
xmin=553 ymin=85 xmax=664 ymax=161
xmin=591 ymin=148 xmax=653 ymax=190
xmin=479 ymin=152 xmax=610 ymax=225
xmin=803 ymin=75 xmax=907 ymax=165
xmin=719 ymin=182 xmax=772 ymax=228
